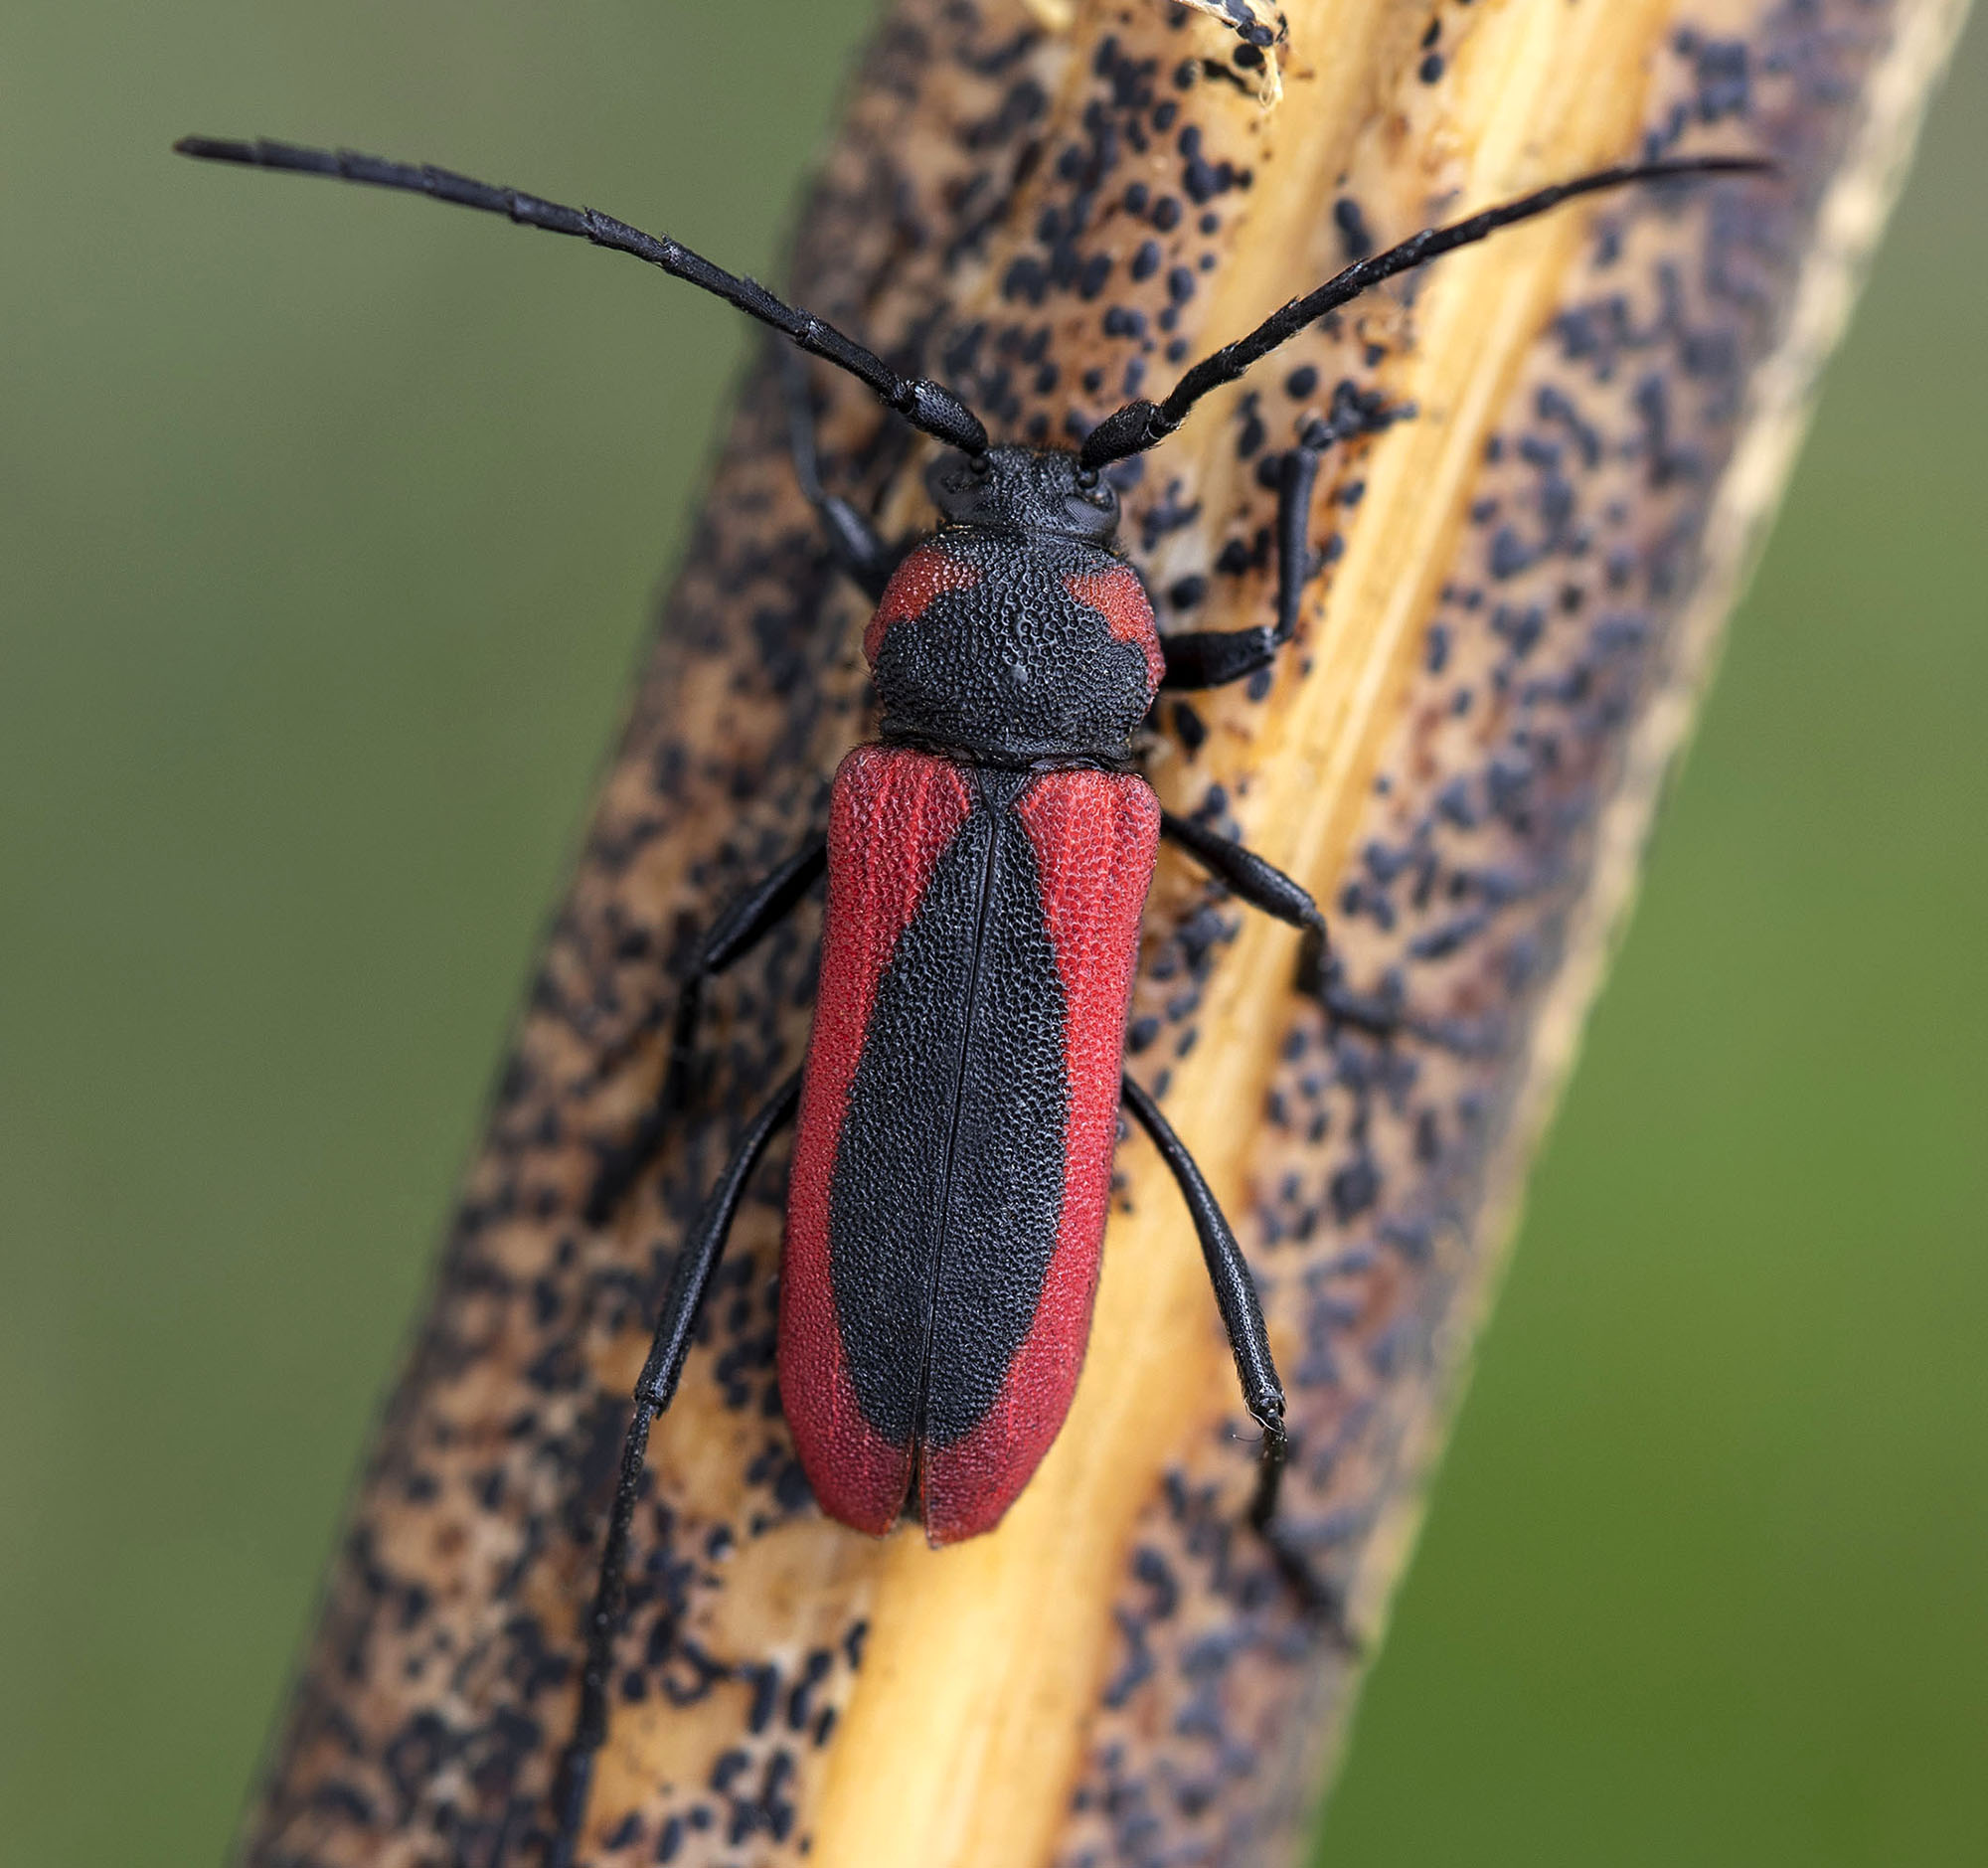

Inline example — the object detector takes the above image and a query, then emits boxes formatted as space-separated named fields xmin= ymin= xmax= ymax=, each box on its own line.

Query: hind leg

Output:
xmin=550 ymin=1074 xmax=802 ymax=1868
xmin=1120 ymin=1073 xmax=1354 ymax=1642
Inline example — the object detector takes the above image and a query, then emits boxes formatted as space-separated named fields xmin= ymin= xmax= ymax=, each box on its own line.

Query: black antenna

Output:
xmin=1079 ymin=155 xmax=1772 ymax=468
xmin=174 ymin=135 xmax=988 ymax=455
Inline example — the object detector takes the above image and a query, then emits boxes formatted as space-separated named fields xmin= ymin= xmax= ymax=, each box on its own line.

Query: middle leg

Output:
xmin=1161 ymin=811 xmax=1418 ymax=1041
xmin=587 ymin=835 xmax=825 ymax=1223
xmin=1159 ymin=809 xmax=1332 ymax=1004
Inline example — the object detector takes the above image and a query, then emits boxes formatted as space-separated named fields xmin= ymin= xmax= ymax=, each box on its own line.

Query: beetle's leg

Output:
xmin=1121 ymin=1073 xmax=1354 ymax=1642
xmin=551 ymin=1072 xmax=802 ymax=1868
xmin=1160 ymin=809 xmax=1333 ymax=996
xmin=587 ymin=837 xmax=825 ymax=1224
xmin=1160 ymin=810 xmax=1323 ymax=936
xmin=780 ymin=346 xmax=910 ymax=603
xmin=1159 ymin=812 xmax=1423 ymax=1043
xmin=1157 ymin=442 xmax=1323 ymax=691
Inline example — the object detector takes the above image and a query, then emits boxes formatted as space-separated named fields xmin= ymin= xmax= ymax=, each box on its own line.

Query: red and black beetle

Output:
xmin=176 ymin=130 xmax=1766 ymax=1865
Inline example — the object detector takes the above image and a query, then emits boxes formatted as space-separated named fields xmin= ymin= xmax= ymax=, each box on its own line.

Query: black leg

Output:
xmin=1161 ymin=808 xmax=1324 ymax=936
xmin=549 ymin=1072 xmax=803 ymax=1868
xmin=1160 ymin=812 xmax=1431 ymax=1042
xmin=1159 ymin=809 xmax=1337 ymax=1004
xmin=1316 ymin=958 xmax=1411 ymax=1041
xmin=586 ymin=837 xmax=825 ymax=1225
xmin=1159 ymin=441 xmax=1322 ymax=691
xmin=1120 ymin=1074 xmax=1351 ymax=1639
xmin=780 ymin=347 xmax=908 ymax=604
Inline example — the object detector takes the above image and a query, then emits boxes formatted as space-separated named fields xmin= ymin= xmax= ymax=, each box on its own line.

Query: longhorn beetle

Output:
xmin=178 ymin=130 xmax=1765 ymax=1864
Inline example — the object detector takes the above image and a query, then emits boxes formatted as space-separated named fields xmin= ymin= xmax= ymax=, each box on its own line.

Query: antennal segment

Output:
xmin=175 ymin=135 xmax=988 ymax=455
xmin=1079 ymin=155 xmax=1771 ymax=468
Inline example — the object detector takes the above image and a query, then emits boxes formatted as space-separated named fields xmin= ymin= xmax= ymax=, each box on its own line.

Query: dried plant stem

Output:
xmin=238 ymin=3 xmax=1970 ymax=1865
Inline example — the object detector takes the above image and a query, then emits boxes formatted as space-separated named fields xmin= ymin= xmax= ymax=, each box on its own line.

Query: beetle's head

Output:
xmin=924 ymin=445 xmax=1119 ymax=543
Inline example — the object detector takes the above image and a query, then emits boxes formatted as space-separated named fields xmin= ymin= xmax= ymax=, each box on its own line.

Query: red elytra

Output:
xmin=780 ymin=744 xmax=1159 ymax=1543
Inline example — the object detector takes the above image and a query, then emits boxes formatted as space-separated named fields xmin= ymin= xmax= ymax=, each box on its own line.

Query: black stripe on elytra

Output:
xmin=827 ymin=769 xmax=1070 ymax=1449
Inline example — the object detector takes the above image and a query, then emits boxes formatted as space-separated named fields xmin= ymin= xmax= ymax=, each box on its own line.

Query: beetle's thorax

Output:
xmin=866 ymin=449 xmax=1160 ymax=767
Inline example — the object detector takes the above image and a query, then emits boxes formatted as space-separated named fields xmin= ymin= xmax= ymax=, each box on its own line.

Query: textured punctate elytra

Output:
xmin=781 ymin=746 xmax=1159 ymax=1543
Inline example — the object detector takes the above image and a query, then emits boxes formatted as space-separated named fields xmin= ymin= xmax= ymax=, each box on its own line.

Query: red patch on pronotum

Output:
xmin=865 ymin=544 xmax=981 ymax=664
xmin=1065 ymin=565 xmax=1163 ymax=691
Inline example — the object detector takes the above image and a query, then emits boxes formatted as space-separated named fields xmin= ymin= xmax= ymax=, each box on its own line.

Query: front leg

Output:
xmin=1159 ymin=441 xmax=1322 ymax=691
xmin=780 ymin=347 xmax=911 ymax=603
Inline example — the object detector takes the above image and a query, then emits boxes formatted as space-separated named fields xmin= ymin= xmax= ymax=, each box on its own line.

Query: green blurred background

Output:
xmin=2 ymin=3 xmax=1981 ymax=1862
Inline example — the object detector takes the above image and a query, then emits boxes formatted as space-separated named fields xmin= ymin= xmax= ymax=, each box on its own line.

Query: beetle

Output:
xmin=177 ymin=132 xmax=1764 ymax=1865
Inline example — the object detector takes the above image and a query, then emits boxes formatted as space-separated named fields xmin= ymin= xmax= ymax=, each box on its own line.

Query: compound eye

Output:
xmin=925 ymin=452 xmax=986 ymax=515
